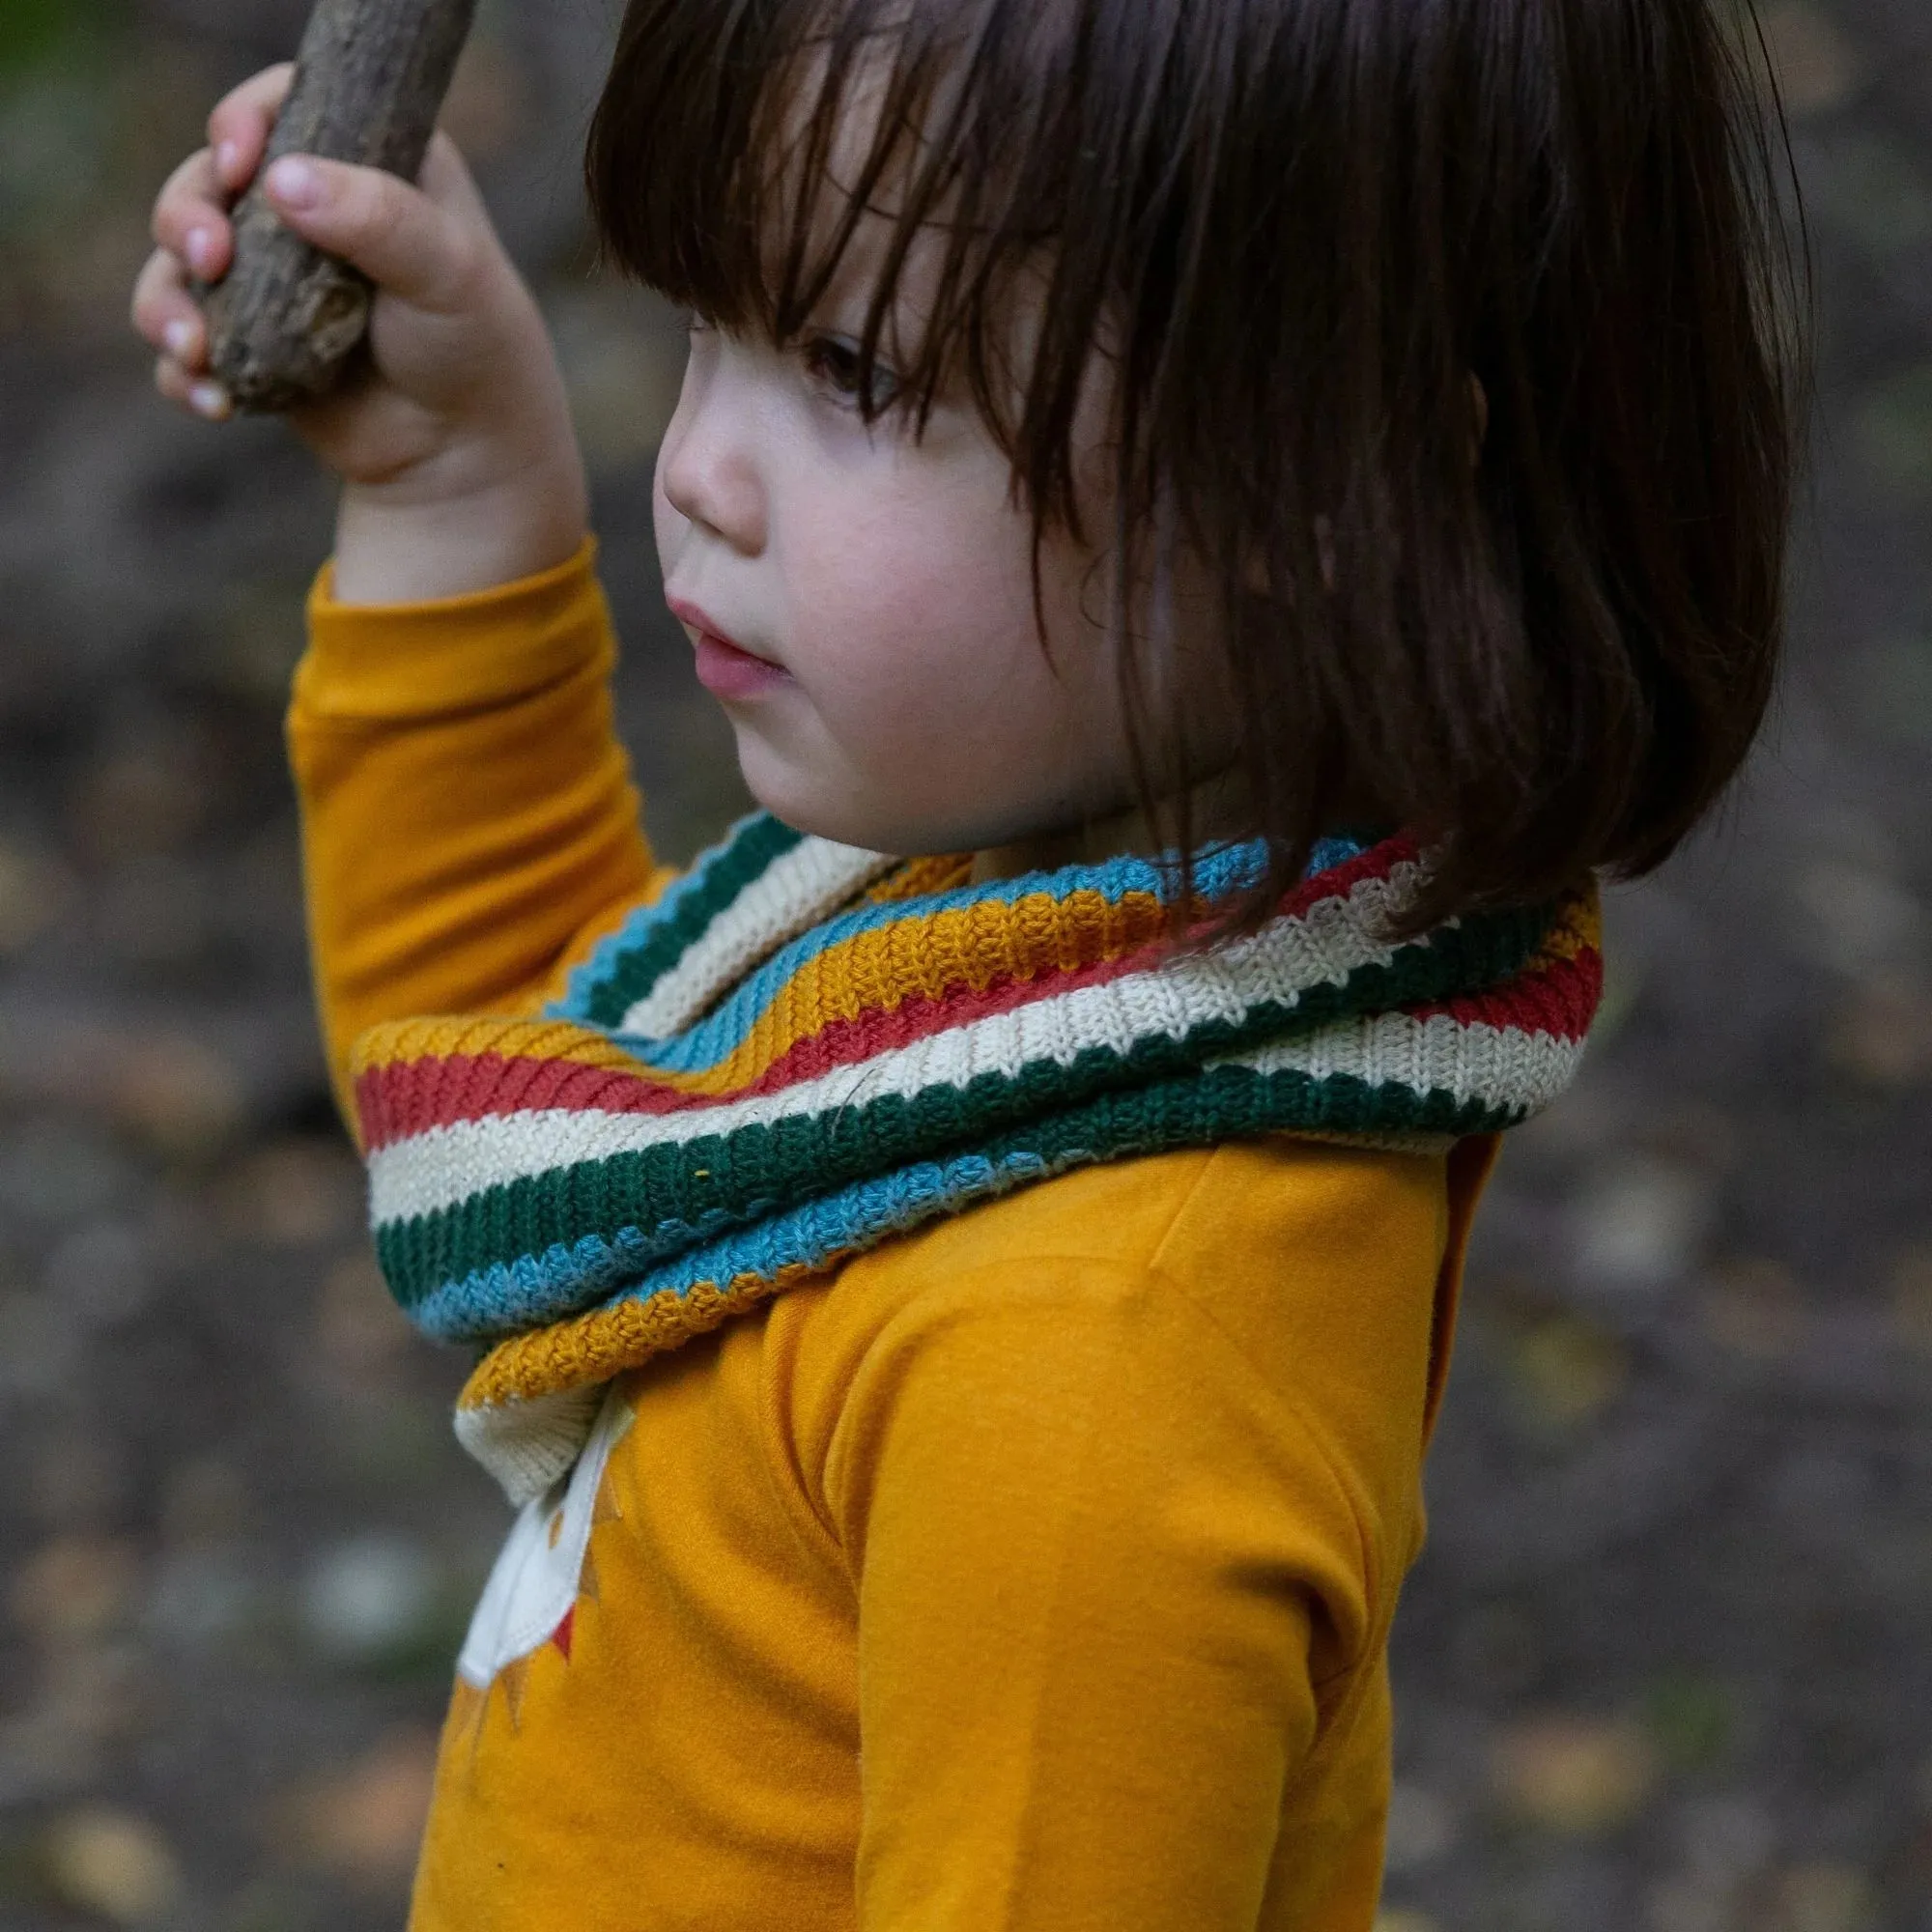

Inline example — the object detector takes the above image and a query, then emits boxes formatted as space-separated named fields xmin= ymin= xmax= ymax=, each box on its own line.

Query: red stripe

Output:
xmin=1405 ymin=946 xmax=1601 ymax=1039
xmin=355 ymin=844 xmax=1435 ymax=1150
xmin=356 ymin=937 xmax=1175 ymax=1149
xmin=1272 ymin=834 xmax=1417 ymax=921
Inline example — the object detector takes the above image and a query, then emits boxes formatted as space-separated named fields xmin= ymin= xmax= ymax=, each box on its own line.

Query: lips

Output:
xmin=666 ymin=595 xmax=790 ymax=701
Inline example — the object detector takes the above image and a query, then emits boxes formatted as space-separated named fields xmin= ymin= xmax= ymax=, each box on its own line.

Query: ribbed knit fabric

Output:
xmin=354 ymin=813 xmax=1601 ymax=1500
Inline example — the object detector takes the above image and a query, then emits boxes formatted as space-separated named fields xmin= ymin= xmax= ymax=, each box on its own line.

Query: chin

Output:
xmin=731 ymin=729 xmax=1098 ymax=861
xmin=733 ymin=758 xmax=958 ymax=858
xmin=734 ymin=752 xmax=887 ymax=853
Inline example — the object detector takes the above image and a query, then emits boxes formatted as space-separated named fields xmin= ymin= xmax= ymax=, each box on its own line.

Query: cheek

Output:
xmin=777 ymin=490 xmax=1136 ymax=839
xmin=793 ymin=496 xmax=1067 ymax=746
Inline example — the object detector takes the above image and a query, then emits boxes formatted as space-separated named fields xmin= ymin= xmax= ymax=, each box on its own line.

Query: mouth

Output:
xmin=666 ymin=595 xmax=790 ymax=700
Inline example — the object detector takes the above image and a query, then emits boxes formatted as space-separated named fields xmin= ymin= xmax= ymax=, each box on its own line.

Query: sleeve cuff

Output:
xmin=295 ymin=537 xmax=611 ymax=722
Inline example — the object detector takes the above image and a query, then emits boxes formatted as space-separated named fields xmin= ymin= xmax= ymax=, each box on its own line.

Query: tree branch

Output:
xmin=203 ymin=0 xmax=479 ymax=412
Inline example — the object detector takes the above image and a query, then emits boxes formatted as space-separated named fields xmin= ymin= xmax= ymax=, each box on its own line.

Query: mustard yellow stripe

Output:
xmin=455 ymin=1258 xmax=843 ymax=1411
xmin=356 ymin=878 xmax=1595 ymax=1100
xmin=351 ymin=1013 xmax=656 ymax=1082
xmin=355 ymin=883 xmax=1173 ymax=1098
xmin=1529 ymin=883 xmax=1603 ymax=969
xmin=697 ymin=873 xmax=1600 ymax=1100
xmin=652 ymin=883 xmax=1175 ymax=1097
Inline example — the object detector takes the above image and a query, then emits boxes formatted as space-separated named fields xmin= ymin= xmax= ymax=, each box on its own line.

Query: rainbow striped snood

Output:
xmin=355 ymin=815 xmax=1601 ymax=1500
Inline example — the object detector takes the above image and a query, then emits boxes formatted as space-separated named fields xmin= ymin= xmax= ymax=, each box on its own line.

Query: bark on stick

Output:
xmin=203 ymin=0 xmax=478 ymax=412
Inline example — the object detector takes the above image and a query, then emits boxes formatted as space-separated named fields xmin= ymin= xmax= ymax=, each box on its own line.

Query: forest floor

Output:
xmin=0 ymin=0 xmax=1928 ymax=1926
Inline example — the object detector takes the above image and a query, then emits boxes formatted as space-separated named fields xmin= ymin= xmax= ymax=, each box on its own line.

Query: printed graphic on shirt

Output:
xmin=447 ymin=1384 xmax=631 ymax=1743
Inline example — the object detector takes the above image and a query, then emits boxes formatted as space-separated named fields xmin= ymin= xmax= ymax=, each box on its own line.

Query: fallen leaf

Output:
xmin=315 ymin=1250 xmax=412 ymax=1378
xmin=0 ymin=835 xmax=68 ymax=954
xmin=1759 ymin=1 xmax=1865 ymax=117
xmin=11 ymin=1535 xmax=139 ymax=1645
xmin=112 ymin=1035 xmax=248 ymax=1162
xmin=1510 ymin=1313 xmax=1629 ymax=1430
xmin=299 ymin=1534 xmax=440 ymax=1664
xmin=1703 ymin=1257 xmax=1807 ymax=1360
xmin=1571 ymin=1157 xmax=1710 ymax=1294
xmin=1769 ymin=1862 xmax=1872 ymax=1932
xmin=157 ymin=1455 xmax=250 ymax=1547
xmin=1492 ymin=1713 xmax=1659 ymax=1834
xmin=291 ymin=1726 xmax=439 ymax=1889
xmin=43 ymin=1806 xmax=181 ymax=1925
xmin=1828 ymin=971 xmax=1932 ymax=1087
xmin=217 ymin=1138 xmax=361 ymax=1246
xmin=67 ymin=720 xmax=214 ymax=864
xmin=1644 ymin=1672 xmax=1734 ymax=1773
xmin=1891 ymin=1247 xmax=1932 ymax=1353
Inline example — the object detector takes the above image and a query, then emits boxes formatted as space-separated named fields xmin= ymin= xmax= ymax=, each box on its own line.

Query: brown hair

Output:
xmin=587 ymin=0 xmax=1805 ymax=928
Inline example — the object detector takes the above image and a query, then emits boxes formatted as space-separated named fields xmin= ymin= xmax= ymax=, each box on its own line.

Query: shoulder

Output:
xmin=784 ymin=1136 xmax=1452 ymax=1528
xmin=846 ymin=1136 xmax=1450 ymax=1360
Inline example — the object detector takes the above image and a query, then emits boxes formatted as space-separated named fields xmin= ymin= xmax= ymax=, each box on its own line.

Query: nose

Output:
xmin=657 ymin=346 xmax=768 ymax=557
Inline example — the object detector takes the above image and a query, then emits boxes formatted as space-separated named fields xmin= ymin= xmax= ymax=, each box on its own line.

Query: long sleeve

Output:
xmin=286 ymin=542 xmax=673 ymax=1128
xmin=823 ymin=1234 xmax=1398 ymax=1931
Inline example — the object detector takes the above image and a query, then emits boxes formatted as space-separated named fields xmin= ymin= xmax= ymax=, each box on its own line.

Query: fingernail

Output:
xmin=185 ymin=226 xmax=217 ymax=277
xmin=266 ymin=156 xmax=321 ymax=210
xmin=163 ymin=318 xmax=196 ymax=358
xmin=189 ymin=381 xmax=231 ymax=421
xmin=215 ymin=139 xmax=239 ymax=183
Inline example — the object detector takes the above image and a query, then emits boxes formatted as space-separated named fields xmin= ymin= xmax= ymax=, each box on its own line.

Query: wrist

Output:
xmin=331 ymin=444 xmax=590 ymax=606
xmin=300 ymin=535 xmax=606 ymax=724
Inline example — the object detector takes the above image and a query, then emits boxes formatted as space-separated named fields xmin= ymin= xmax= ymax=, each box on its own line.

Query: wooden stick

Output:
xmin=203 ymin=0 xmax=479 ymax=412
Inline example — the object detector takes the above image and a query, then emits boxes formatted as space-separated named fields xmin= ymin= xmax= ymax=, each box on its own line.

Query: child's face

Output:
xmin=653 ymin=242 xmax=1228 ymax=863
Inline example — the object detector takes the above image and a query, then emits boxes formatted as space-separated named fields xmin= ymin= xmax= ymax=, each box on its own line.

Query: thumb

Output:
xmin=260 ymin=150 xmax=484 ymax=314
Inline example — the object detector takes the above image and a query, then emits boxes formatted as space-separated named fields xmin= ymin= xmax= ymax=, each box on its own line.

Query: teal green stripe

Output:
xmin=566 ymin=813 xmax=805 ymax=1032
xmin=378 ymin=898 xmax=1549 ymax=1308
xmin=392 ymin=1061 xmax=1516 ymax=1337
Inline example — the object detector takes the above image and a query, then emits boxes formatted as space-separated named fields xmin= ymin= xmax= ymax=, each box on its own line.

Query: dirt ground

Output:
xmin=0 ymin=1 xmax=1927 ymax=1926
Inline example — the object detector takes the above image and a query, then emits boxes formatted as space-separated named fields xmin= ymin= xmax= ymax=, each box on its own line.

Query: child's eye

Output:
xmin=800 ymin=333 xmax=901 ymax=415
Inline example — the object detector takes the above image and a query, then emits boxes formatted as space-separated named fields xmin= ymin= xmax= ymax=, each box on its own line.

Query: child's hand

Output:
xmin=132 ymin=64 xmax=588 ymax=603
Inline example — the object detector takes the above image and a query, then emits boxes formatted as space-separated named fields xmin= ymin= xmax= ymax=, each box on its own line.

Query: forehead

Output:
xmin=593 ymin=0 xmax=1111 ymax=451
xmin=757 ymin=28 xmax=987 ymax=319
xmin=684 ymin=5 xmax=1065 ymax=305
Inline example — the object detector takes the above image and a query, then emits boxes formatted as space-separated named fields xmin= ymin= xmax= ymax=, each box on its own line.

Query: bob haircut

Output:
xmin=587 ymin=0 xmax=1804 ymax=930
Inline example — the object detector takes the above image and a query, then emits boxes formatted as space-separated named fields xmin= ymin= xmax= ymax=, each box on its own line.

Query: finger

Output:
xmin=154 ymin=355 xmax=233 ymax=422
xmin=207 ymin=64 xmax=295 ymax=195
xmin=152 ymin=148 xmax=232 ymax=282
xmin=416 ymin=130 xmax=490 ymax=222
xmin=130 ymin=249 xmax=208 ymax=368
xmin=261 ymin=155 xmax=481 ymax=312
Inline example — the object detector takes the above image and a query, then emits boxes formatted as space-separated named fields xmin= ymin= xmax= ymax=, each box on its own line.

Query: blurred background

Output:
xmin=0 ymin=0 xmax=1925 ymax=1926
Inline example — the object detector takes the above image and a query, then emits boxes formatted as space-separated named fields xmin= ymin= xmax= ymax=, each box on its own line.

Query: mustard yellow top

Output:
xmin=288 ymin=543 xmax=1495 ymax=1932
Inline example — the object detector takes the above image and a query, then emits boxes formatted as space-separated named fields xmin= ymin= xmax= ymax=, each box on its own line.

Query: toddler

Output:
xmin=133 ymin=0 xmax=1799 ymax=1924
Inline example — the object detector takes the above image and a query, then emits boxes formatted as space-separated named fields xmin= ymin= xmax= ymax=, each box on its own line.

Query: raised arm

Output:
xmin=290 ymin=550 xmax=668 ymax=1122
xmin=134 ymin=66 xmax=668 ymax=1122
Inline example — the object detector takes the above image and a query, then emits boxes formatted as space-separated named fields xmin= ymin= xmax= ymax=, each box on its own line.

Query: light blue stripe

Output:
xmin=412 ymin=1146 xmax=1066 ymax=1342
xmin=410 ymin=1018 xmax=1494 ymax=1348
xmin=552 ymin=811 xmax=795 ymax=1023
xmin=555 ymin=823 xmax=1365 ymax=1082
xmin=601 ymin=837 xmax=1280 ymax=1075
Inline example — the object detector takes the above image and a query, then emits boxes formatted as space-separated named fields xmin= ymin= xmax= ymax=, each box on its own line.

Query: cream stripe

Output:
xmin=1225 ymin=1009 xmax=1586 ymax=1107
xmin=616 ymin=837 xmax=894 ymax=1039
xmin=615 ymin=851 xmax=1435 ymax=1074
xmin=370 ymin=986 xmax=1576 ymax=1228
xmin=377 ymin=921 xmax=1379 ymax=1223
